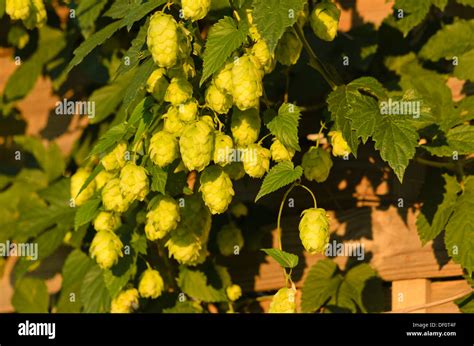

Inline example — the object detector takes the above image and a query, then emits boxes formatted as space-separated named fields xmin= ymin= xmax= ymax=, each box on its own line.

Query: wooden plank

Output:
xmin=392 ymin=279 xmax=431 ymax=313
xmin=427 ymin=280 xmax=471 ymax=313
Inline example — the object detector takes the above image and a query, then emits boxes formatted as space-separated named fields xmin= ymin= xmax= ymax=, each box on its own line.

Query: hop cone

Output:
xmin=163 ymin=106 xmax=185 ymax=136
xmin=217 ymin=223 xmax=244 ymax=256
xmin=199 ymin=165 xmax=234 ymax=214
xmin=275 ymin=29 xmax=302 ymax=66
xmin=111 ymin=288 xmax=139 ymax=313
xmin=6 ymin=0 xmax=30 ymax=20
xmin=90 ymin=230 xmax=123 ymax=270
xmin=310 ymin=0 xmax=340 ymax=42
xmin=230 ymin=202 xmax=248 ymax=218
xmin=145 ymin=195 xmax=181 ymax=240
xmin=231 ymin=55 xmax=263 ymax=110
xmin=213 ymin=132 xmax=234 ymax=166
xmin=165 ymin=194 xmax=211 ymax=265
xmin=231 ymin=108 xmax=261 ymax=147
xmin=242 ymin=144 xmax=270 ymax=178
xmin=147 ymin=12 xmax=179 ymax=68
xmin=214 ymin=61 xmax=233 ymax=94
xmin=149 ymin=131 xmax=179 ymax=168
xmin=181 ymin=0 xmax=211 ymax=21
xmin=179 ymin=120 xmax=214 ymax=172
xmin=70 ymin=168 xmax=95 ymax=206
xmin=101 ymin=141 xmax=128 ymax=172
xmin=177 ymin=99 xmax=198 ymax=122
xmin=94 ymin=170 xmax=115 ymax=190
xmin=329 ymin=130 xmax=351 ymax=157
xmin=146 ymin=68 xmax=169 ymax=101
xmin=164 ymin=78 xmax=193 ymax=105
xmin=119 ymin=163 xmax=149 ymax=202
xmin=269 ymin=287 xmax=297 ymax=313
xmin=299 ymin=208 xmax=330 ymax=254
xmin=301 ymin=147 xmax=333 ymax=182
xmin=168 ymin=56 xmax=196 ymax=79
xmin=205 ymin=82 xmax=232 ymax=114
xmin=93 ymin=211 xmax=121 ymax=233
xmin=270 ymin=139 xmax=295 ymax=162
xmin=138 ymin=269 xmax=164 ymax=299
xmin=251 ymin=40 xmax=275 ymax=74
xmin=102 ymin=178 xmax=132 ymax=213
xmin=226 ymin=284 xmax=242 ymax=302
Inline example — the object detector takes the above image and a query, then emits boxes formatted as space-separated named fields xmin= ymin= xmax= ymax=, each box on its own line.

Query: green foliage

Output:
xmin=12 ymin=278 xmax=49 ymax=313
xmin=255 ymin=161 xmax=302 ymax=201
xmin=81 ymin=265 xmax=112 ymax=312
xmin=261 ymin=248 xmax=299 ymax=268
xmin=266 ymin=103 xmax=301 ymax=151
xmin=177 ymin=265 xmax=230 ymax=303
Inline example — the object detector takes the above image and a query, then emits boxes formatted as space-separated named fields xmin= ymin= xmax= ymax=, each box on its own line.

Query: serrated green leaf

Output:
xmin=77 ymin=0 xmax=108 ymax=38
xmin=128 ymin=96 xmax=154 ymax=125
xmin=266 ymin=103 xmax=301 ymax=151
xmin=252 ymin=0 xmax=306 ymax=52
xmin=74 ymin=197 xmax=101 ymax=231
xmin=457 ymin=96 xmax=474 ymax=121
xmin=115 ymin=20 xmax=150 ymax=79
xmin=454 ymin=49 xmax=474 ymax=81
xmin=90 ymin=123 xmax=130 ymax=157
xmin=420 ymin=19 xmax=474 ymax=61
xmin=177 ymin=265 xmax=228 ymax=303
xmin=122 ymin=0 xmax=166 ymax=31
xmin=12 ymin=278 xmax=49 ymax=313
xmin=80 ymin=265 xmax=112 ymax=312
xmin=301 ymin=259 xmax=341 ymax=312
xmin=431 ymin=0 xmax=448 ymax=10
xmin=57 ymin=250 xmax=95 ymax=313
xmin=255 ymin=161 xmax=302 ymax=201
xmin=445 ymin=177 xmax=474 ymax=275
xmin=122 ymin=58 xmax=155 ymax=112
xmin=416 ymin=174 xmax=461 ymax=245
xmin=261 ymin=248 xmax=298 ymax=268
xmin=388 ymin=0 xmax=431 ymax=37
xmin=456 ymin=0 xmax=474 ymax=6
xmin=200 ymin=16 xmax=247 ymax=85
xmin=104 ymin=0 xmax=143 ymax=19
xmin=455 ymin=293 xmax=474 ymax=313
xmin=150 ymin=166 xmax=168 ymax=194
xmin=89 ymin=74 xmax=130 ymax=124
xmin=373 ymin=115 xmax=418 ymax=183
xmin=424 ymin=124 xmax=474 ymax=157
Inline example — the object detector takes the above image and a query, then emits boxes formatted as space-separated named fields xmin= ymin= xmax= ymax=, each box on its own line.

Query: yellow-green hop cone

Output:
xmin=217 ymin=223 xmax=244 ymax=256
xmin=270 ymin=139 xmax=295 ymax=162
xmin=231 ymin=55 xmax=263 ymax=110
xmin=200 ymin=115 xmax=215 ymax=129
xmin=310 ymin=0 xmax=340 ymax=42
xmin=251 ymin=40 xmax=275 ymax=74
xmin=179 ymin=120 xmax=214 ymax=172
xmin=214 ymin=61 xmax=233 ymax=94
xmin=102 ymin=178 xmax=132 ymax=213
xmin=94 ymin=170 xmax=115 ymax=190
xmin=177 ymin=99 xmax=198 ymax=122
xmin=213 ymin=132 xmax=234 ymax=166
xmin=147 ymin=12 xmax=179 ymax=68
xmin=328 ymin=130 xmax=351 ymax=157
xmin=138 ymin=269 xmax=165 ymax=299
xmin=90 ymin=230 xmax=123 ymax=270
xmin=93 ymin=211 xmax=121 ymax=233
xmin=163 ymin=106 xmax=185 ymax=136
xmin=226 ymin=284 xmax=242 ymax=302
xmin=119 ymin=163 xmax=149 ymax=202
xmin=101 ymin=141 xmax=128 ymax=172
xmin=246 ymin=9 xmax=261 ymax=41
xmin=145 ymin=195 xmax=181 ymax=240
xmin=230 ymin=202 xmax=248 ymax=218
xmin=70 ymin=168 xmax=96 ymax=206
xmin=199 ymin=165 xmax=234 ymax=214
xmin=146 ymin=68 xmax=169 ymax=101
xmin=269 ymin=287 xmax=297 ymax=313
xmin=242 ymin=144 xmax=270 ymax=178
xmin=165 ymin=195 xmax=211 ymax=265
xmin=6 ymin=0 xmax=30 ymax=20
xmin=223 ymin=162 xmax=245 ymax=180
xmin=149 ymin=131 xmax=179 ymax=168
xmin=205 ymin=82 xmax=232 ymax=115
xmin=275 ymin=29 xmax=303 ymax=66
xmin=299 ymin=208 xmax=330 ymax=254
xmin=301 ymin=147 xmax=333 ymax=182
xmin=23 ymin=0 xmax=46 ymax=29
xmin=181 ymin=0 xmax=211 ymax=21
xmin=164 ymin=78 xmax=193 ymax=106
xmin=111 ymin=288 xmax=139 ymax=313
xmin=231 ymin=108 xmax=261 ymax=147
